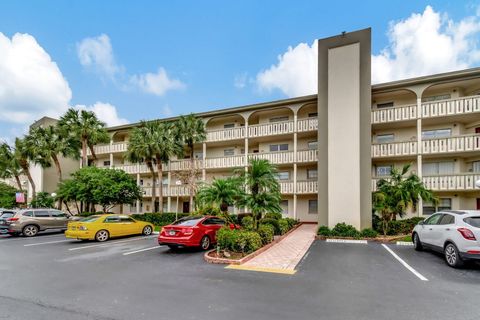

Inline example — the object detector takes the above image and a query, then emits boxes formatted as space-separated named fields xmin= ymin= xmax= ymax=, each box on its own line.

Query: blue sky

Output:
xmin=0 ymin=1 xmax=479 ymax=142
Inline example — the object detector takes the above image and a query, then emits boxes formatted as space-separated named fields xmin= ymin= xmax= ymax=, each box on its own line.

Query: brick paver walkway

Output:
xmin=242 ymin=223 xmax=317 ymax=271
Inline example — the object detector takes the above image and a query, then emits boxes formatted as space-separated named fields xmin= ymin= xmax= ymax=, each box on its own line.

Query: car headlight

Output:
xmin=79 ymin=226 xmax=88 ymax=231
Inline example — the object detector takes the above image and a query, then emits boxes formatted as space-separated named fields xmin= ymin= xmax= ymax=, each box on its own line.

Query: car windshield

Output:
xmin=172 ymin=216 xmax=203 ymax=226
xmin=0 ymin=212 xmax=14 ymax=218
xmin=80 ymin=215 xmax=101 ymax=222
xmin=464 ymin=217 xmax=480 ymax=228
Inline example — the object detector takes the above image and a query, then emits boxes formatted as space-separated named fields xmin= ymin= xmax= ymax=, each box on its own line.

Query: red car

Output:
xmin=158 ymin=215 xmax=237 ymax=250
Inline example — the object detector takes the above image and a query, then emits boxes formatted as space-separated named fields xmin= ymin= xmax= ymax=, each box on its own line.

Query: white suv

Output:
xmin=412 ymin=210 xmax=480 ymax=268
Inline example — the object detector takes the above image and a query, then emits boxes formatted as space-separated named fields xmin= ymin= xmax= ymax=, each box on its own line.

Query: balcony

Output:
xmin=422 ymin=134 xmax=480 ymax=155
xmin=249 ymin=151 xmax=294 ymax=165
xmin=371 ymin=141 xmax=418 ymax=158
xmin=371 ymin=96 xmax=480 ymax=124
xmin=206 ymin=127 xmax=245 ymax=142
xmin=204 ymin=155 xmax=244 ymax=169
xmin=248 ymin=120 xmax=294 ymax=138
xmin=87 ymin=142 xmax=127 ymax=156
xmin=372 ymin=173 xmax=480 ymax=192
xmin=142 ymin=185 xmax=190 ymax=197
xmin=297 ymin=118 xmax=318 ymax=132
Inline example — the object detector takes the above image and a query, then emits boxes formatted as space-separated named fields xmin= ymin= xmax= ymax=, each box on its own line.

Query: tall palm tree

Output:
xmin=0 ymin=143 xmax=23 ymax=191
xmin=197 ymin=177 xmax=242 ymax=213
xmin=125 ymin=122 xmax=157 ymax=212
xmin=175 ymin=114 xmax=206 ymax=210
xmin=373 ymin=164 xmax=438 ymax=235
xmin=237 ymin=159 xmax=282 ymax=229
xmin=58 ymin=109 xmax=109 ymax=167
xmin=14 ymin=137 xmax=41 ymax=202
xmin=27 ymin=126 xmax=80 ymax=185
xmin=150 ymin=121 xmax=183 ymax=213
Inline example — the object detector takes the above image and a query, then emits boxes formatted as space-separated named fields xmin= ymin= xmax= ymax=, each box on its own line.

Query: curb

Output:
xmin=325 ymin=239 xmax=368 ymax=244
xmin=316 ymin=234 xmax=410 ymax=243
xmin=204 ymin=222 xmax=304 ymax=265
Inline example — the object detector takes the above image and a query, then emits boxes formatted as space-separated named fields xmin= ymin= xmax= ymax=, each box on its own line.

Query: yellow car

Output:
xmin=65 ymin=214 xmax=154 ymax=242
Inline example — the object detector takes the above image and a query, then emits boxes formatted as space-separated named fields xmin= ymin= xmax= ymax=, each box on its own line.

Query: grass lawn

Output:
xmin=398 ymin=235 xmax=412 ymax=242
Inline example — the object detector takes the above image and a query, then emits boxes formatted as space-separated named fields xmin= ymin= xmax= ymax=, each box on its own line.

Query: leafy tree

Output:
xmin=0 ymin=182 xmax=18 ymax=209
xmin=58 ymin=109 xmax=109 ymax=167
xmin=236 ymin=159 xmax=282 ymax=230
xmin=30 ymin=192 xmax=55 ymax=208
xmin=56 ymin=167 xmax=141 ymax=213
xmin=0 ymin=143 xmax=23 ymax=191
xmin=175 ymin=114 xmax=206 ymax=211
xmin=373 ymin=164 xmax=438 ymax=235
xmin=14 ymin=137 xmax=41 ymax=202
xmin=197 ymin=177 xmax=242 ymax=213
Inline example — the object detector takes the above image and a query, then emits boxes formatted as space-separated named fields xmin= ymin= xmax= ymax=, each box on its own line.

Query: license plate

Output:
xmin=168 ymin=230 xmax=176 ymax=236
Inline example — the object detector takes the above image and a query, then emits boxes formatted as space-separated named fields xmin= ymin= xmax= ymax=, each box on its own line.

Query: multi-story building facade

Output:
xmin=87 ymin=66 xmax=480 ymax=221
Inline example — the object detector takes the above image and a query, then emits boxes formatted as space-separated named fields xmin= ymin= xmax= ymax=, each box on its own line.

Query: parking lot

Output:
xmin=1 ymin=232 xmax=479 ymax=320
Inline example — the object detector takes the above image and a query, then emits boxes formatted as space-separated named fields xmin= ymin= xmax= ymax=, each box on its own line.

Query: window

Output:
xmin=119 ymin=216 xmax=135 ymax=223
xmin=439 ymin=214 xmax=455 ymax=225
xmin=103 ymin=160 xmax=111 ymax=167
xmin=277 ymin=172 xmax=290 ymax=180
xmin=140 ymin=179 xmax=144 ymax=186
xmin=307 ymin=169 xmax=317 ymax=180
xmin=269 ymin=144 xmax=289 ymax=152
xmin=223 ymin=123 xmax=235 ymax=129
xmin=104 ymin=216 xmax=121 ymax=223
xmin=224 ymin=149 xmax=235 ymax=156
xmin=308 ymin=112 xmax=318 ymax=117
xmin=22 ymin=211 xmax=33 ymax=217
xmin=376 ymin=134 xmax=394 ymax=143
xmin=194 ymin=152 xmax=203 ymax=159
xmin=422 ymin=94 xmax=451 ymax=103
xmin=464 ymin=216 xmax=480 ymax=228
xmin=50 ymin=211 xmax=67 ymax=218
xmin=422 ymin=162 xmax=454 ymax=175
xmin=203 ymin=218 xmax=225 ymax=225
xmin=308 ymin=200 xmax=318 ymax=214
xmin=424 ymin=214 xmax=443 ymax=225
xmin=34 ymin=210 xmax=50 ymax=218
xmin=308 ymin=141 xmax=318 ymax=150
xmin=269 ymin=116 xmax=289 ymax=123
xmin=422 ymin=129 xmax=451 ymax=140
xmin=423 ymin=198 xmax=452 ymax=215
xmin=376 ymin=165 xmax=392 ymax=177
xmin=473 ymin=161 xmax=480 ymax=172
xmin=377 ymin=102 xmax=394 ymax=108
xmin=281 ymin=200 xmax=288 ymax=215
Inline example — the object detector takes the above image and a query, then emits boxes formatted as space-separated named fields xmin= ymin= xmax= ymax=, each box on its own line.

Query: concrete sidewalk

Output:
xmin=228 ymin=223 xmax=317 ymax=274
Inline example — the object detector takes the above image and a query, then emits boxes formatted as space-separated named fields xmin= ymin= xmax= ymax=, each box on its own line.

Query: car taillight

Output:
xmin=7 ymin=217 xmax=19 ymax=222
xmin=458 ymin=228 xmax=477 ymax=241
xmin=183 ymin=228 xmax=193 ymax=235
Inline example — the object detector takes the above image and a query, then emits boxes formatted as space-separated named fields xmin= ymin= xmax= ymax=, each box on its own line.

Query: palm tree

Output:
xmin=373 ymin=164 xmax=438 ymax=235
xmin=27 ymin=125 xmax=80 ymax=185
xmin=150 ymin=121 xmax=182 ymax=213
xmin=0 ymin=143 xmax=23 ymax=191
xmin=237 ymin=159 xmax=282 ymax=229
xmin=197 ymin=177 xmax=242 ymax=213
xmin=125 ymin=121 xmax=157 ymax=212
xmin=14 ymin=137 xmax=41 ymax=202
xmin=58 ymin=109 xmax=109 ymax=167
xmin=175 ymin=114 xmax=206 ymax=211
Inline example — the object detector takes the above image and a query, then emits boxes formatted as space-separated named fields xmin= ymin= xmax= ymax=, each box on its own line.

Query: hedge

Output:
xmin=216 ymin=228 xmax=262 ymax=254
xmin=131 ymin=212 xmax=189 ymax=226
xmin=373 ymin=216 xmax=425 ymax=235
xmin=257 ymin=224 xmax=275 ymax=245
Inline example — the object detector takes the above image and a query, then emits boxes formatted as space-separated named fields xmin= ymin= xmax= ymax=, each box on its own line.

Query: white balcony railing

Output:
xmin=422 ymin=134 xmax=480 ymax=154
xmin=87 ymin=142 xmax=128 ymax=156
xmin=421 ymin=96 xmax=480 ymax=118
xmin=371 ymin=141 xmax=418 ymax=158
xmin=296 ymin=180 xmax=318 ymax=194
xmin=279 ymin=181 xmax=294 ymax=194
xmin=372 ymin=173 xmax=480 ymax=192
xmin=204 ymin=155 xmax=245 ymax=169
xmin=142 ymin=185 xmax=190 ymax=197
xmin=248 ymin=120 xmax=294 ymax=138
xmin=249 ymin=151 xmax=294 ymax=164
xmin=297 ymin=118 xmax=318 ymax=132
xmin=297 ymin=149 xmax=318 ymax=163
xmin=371 ymin=104 xmax=417 ymax=124
xmin=206 ymin=127 xmax=245 ymax=142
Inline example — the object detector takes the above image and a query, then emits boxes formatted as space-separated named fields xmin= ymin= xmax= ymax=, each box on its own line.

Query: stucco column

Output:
xmin=202 ymin=143 xmax=207 ymax=181
xmin=167 ymin=171 xmax=172 ymax=212
xmin=417 ymin=97 xmax=423 ymax=216
xmin=244 ymin=120 xmax=249 ymax=169
xmin=109 ymin=153 xmax=113 ymax=168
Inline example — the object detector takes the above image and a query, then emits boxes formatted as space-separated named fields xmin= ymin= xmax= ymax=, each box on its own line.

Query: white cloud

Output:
xmin=0 ymin=32 xmax=72 ymax=124
xmin=372 ymin=5 xmax=480 ymax=83
xmin=255 ymin=6 xmax=480 ymax=96
xmin=74 ymin=102 xmax=129 ymax=127
xmin=130 ymin=68 xmax=185 ymax=96
xmin=77 ymin=34 xmax=122 ymax=79
xmin=234 ymin=72 xmax=248 ymax=89
xmin=256 ymin=40 xmax=318 ymax=97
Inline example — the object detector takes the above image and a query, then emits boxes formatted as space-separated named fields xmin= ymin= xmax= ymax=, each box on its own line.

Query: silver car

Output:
xmin=412 ymin=210 xmax=480 ymax=268
xmin=4 ymin=209 xmax=72 ymax=237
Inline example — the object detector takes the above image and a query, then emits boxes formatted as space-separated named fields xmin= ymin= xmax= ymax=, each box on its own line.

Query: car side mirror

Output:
xmin=418 ymin=221 xmax=424 ymax=225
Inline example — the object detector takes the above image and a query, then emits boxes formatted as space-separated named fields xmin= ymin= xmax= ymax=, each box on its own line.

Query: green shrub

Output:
xmin=330 ymin=223 xmax=360 ymax=238
xmin=257 ymin=224 xmax=275 ymax=245
xmin=196 ymin=205 xmax=222 ymax=216
xmin=278 ymin=219 xmax=289 ymax=235
xmin=317 ymin=225 xmax=331 ymax=237
xmin=241 ymin=216 xmax=254 ymax=231
xmin=264 ymin=212 xmax=282 ymax=220
xmin=360 ymin=228 xmax=378 ymax=238
xmin=131 ymin=212 xmax=189 ymax=226
xmin=284 ymin=218 xmax=298 ymax=229
xmin=259 ymin=218 xmax=281 ymax=235
xmin=381 ymin=217 xmax=426 ymax=235
xmin=216 ymin=228 xmax=262 ymax=253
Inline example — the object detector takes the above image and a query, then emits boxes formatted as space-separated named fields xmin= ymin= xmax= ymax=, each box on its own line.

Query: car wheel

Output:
xmin=95 ymin=230 xmax=109 ymax=242
xmin=413 ymin=233 xmax=423 ymax=251
xmin=22 ymin=225 xmax=39 ymax=237
xmin=142 ymin=225 xmax=153 ymax=236
xmin=444 ymin=243 xmax=464 ymax=268
xmin=200 ymin=235 xmax=211 ymax=250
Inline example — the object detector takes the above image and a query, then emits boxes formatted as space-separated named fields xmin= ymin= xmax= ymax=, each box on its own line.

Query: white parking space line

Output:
xmin=68 ymin=236 xmax=156 ymax=251
xmin=24 ymin=239 xmax=74 ymax=247
xmin=0 ymin=234 xmax=66 ymax=243
xmin=122 ymin=246 xmax=163 ymax=256
xmin=382 ymin=244 xmax=428 ymax=281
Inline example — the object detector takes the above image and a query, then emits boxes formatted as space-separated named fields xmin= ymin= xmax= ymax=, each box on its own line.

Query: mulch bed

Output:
xmin=315 ymin=234 xmax=411 ymax=243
